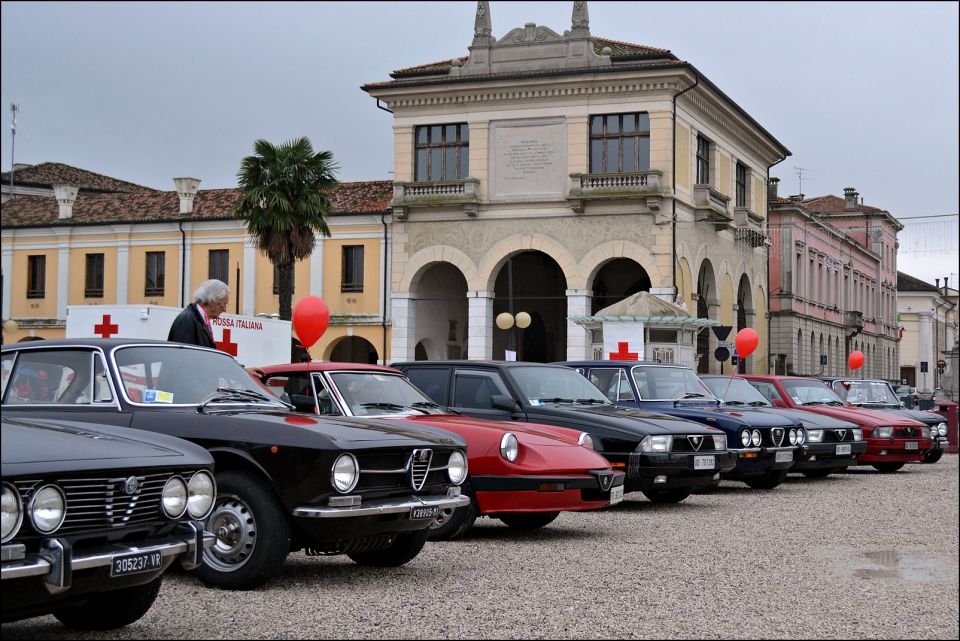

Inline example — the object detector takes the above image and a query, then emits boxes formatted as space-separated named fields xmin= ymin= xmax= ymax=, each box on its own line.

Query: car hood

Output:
xmin=847 ymin=406 xmax=942 ymax=426
xmin=643 ymin=403 xmax=799 ymax=429
xmin=791 ymin=405 xmax=925 ymax=427
xmin=742 ymin=407 xmax=858 ymax=429
xmin=533 ymin=404 xmax=721 ymax=437
xmin=379 ymin=414 xmax=583 ymax=447
xmin=1 ymin=417 xmax=212 ymax=476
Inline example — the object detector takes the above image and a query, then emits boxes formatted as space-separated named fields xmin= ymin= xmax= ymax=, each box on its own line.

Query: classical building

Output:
xmin=362 ymin=1 xmax=789 ymax=372
xmin=897 ymin=272 xmax=957 ymax=398
xmin=767 ymin=182 xmax=902 ymax=379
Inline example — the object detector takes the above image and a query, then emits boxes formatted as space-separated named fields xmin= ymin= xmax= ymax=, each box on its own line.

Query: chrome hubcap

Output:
xmin=203 ymin=494 xmax=256 ymax=572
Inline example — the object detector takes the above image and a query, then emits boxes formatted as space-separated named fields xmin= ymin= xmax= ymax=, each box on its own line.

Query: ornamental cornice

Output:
xmin=681 ymin=90 xmax=776 ymax=163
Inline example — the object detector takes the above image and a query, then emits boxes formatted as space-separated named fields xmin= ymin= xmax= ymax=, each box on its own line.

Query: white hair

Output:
xmin=193 ymin=279 xmax=230 ymax=305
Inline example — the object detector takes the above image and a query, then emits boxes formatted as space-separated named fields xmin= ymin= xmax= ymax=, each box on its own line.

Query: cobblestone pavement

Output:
xmin=4 ymin=456 xmax=958 ymax=640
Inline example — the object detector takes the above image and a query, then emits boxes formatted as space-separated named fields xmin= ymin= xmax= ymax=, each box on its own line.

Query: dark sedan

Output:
xmin=2 ymin=416 xmax=215 ymax=629
xmin=1 ymin=339 xmax=469 ymax=591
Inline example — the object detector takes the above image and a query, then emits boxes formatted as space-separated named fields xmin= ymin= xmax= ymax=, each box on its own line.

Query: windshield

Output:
xmin=331 ymin=371 xmax=442 ymax=416
xmin=833 ymin=380 xmax=900 ymax=405
xmin=631 ymin=366 xmax=717 ymax=401
xmin=509 ymin=366 xmax=611 ymax=405
xmin=113 ymin=345 xmax=274 ymax=406
xmin=702 ymin=377 xmax=771 ymax=406
xmin=781 ymin=379 xmax=846 ymax=406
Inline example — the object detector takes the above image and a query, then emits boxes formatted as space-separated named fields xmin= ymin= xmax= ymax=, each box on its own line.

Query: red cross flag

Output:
xmin=602 ymin=322 xmax=645 ymax=362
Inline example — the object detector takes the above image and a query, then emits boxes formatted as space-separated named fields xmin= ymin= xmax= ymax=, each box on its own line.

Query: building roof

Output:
xmin=0 ymin=162 xmax=157 ymax=194
xmin=1 ymin=180 xmax=393 ymax=228
xmin=897 ymin=271 xmax=942 ymax=293
xmin=802 ymin=194 xmax=884 ymax=215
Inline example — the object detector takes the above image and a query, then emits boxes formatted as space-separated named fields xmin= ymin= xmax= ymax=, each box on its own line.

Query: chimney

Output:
xmin=789 ymin=193 xmax=804 ymax=203
xmin=52 ymin=184 xmax=79 ymax=219
xmin=173 ymin=177 xmax=201 ymax=214
xmin=768 ymin=177 xmax=780 ymax=200
xmin=843 ymin=187 xmax=859 ymax=211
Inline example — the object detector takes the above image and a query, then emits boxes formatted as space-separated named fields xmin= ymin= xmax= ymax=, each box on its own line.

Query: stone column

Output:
xmin=391 ymin=292 xmax=416 ymax=362
xmin=566 ymin=289 xmax=593 ymax=360
xmin=242 ymin=237 xmax=256 ymax=316
xmin=115 ymin=227 xmax=130 ymax=305
xmin=918 ymin=311 xmax=933 ymax=394
xmin=310 ymin=235 xmax=324 ymax=297
xmin=57 ymin=239 xmax=70 ymax=320
xmin=2 ymin=242 xmax=12 ymax=321
xmin=467 ymin=290 xmax=494 ymax=360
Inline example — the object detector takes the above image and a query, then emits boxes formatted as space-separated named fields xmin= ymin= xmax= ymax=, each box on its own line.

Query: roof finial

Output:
xmin=474 ymin=1 xmax=492 ymax=42
xmin=572 ymin=0 xmax=590 ymax=32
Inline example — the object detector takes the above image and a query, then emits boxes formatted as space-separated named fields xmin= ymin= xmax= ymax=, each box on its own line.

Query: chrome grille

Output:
xmin=672 ymin=435 xmax=720 ymax=452
xmin=409 ymin=449 xmax=433 ymax=491
xmin=14 ymin=473 xmax=172 ymax=534
xmin=771 ymin=428 xmax=785 ymax=447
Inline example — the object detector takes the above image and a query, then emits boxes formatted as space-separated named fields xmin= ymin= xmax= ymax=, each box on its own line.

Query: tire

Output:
xmin=872 ymin=462 xmax=905 ymax=474
xmin=744 ymin=470 xmax=787 ymax=490
xmin=642 ymin=488 xmax=692 ymax=504
xmin=923 ymin=449 xmax=943 ymax=464
xmin=196 ymin=470 xmax=291 ymax=591
xmin=497 ymin=512 xmax=560 ymax=530
xmin=428 ymin=482 xmax=478 ymax=541
xmin=802 ymin=469 xmax=834 ymax=479
xmin=53 ymin=577 xmax=162 ymax=630
xmin=348 ymin=528 xmax=430 ymax=567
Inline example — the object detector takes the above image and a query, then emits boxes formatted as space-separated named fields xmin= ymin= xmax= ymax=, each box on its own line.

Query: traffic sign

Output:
xmin=712 ymin=325 xmax=733 ymax=342
xmin=714 ymin=346 xmax=730 ymax=362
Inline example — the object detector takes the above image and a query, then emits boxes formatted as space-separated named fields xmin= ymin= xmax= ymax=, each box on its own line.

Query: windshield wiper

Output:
xmin=574 ymin=398 xmax=607 ymax=405
xmin=198 ymin=387 xmax=290 ymax=411
xmin=801 ymin=401 xmax=825 ymax=406
xmin=360 ymin=402 xmax=407 ymax=412
xmin=722 ymin=400 xmax=745 ymax=406
xmin=748 ymin=401 xmax=771 ymax=407
xmin=537 ymin=397 xmax=575 ymax=404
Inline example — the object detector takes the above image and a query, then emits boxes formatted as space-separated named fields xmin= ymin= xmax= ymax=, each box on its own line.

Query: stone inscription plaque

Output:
xmin=490 ymin=120 xmax=566 ymax=199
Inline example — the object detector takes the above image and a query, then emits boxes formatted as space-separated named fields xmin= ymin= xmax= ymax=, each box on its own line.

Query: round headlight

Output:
xmin=751 ymin=429 xmax=762 ymax=447
xmin=578 ymin=432 xmax=594 ymax=450
xmin=186 ymin=471 xmax=216 ymax=519
xmin=447 ymin=450 xmax=468 ymax=485
xmin=788 ymin=429 xmax=798 ymax=445
xmin=332 ymin=453 xmax=359 ymax=494
xmin=29 ymin=485 xmax=66 ymax=534
xmin=500 ymin=433 xmax=519 ymax=462
xmin=937 ymin=423 xmax=948 ymax=437
xmin=740 ymin=429 xmax=752 ymax=447
xmin=162 ymin=476 xmax=188 ymax=519
xmin=796 ymin=428 xmax=805 ymax=445
xmin=2 ymin=483 xmax=24 ymax=543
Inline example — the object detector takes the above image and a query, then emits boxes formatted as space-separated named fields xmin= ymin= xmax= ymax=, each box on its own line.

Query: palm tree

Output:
xmin=236 ymin=137 xmax=338 ymax=320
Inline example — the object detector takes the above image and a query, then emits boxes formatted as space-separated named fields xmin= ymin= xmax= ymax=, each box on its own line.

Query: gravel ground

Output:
xmin=4 ymin=456 xmax=958 ymax=640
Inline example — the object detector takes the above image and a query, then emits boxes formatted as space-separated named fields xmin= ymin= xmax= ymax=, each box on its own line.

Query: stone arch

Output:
xmin=588 ymin=257 xmax=652 ymax=315
xmin=696 ymin=258 xmax=719 ymax=373
xmin=325 ymin=336 xmax=378 ymax=364
xmin=475 ymin=234 xmax=577 ymax=291
xmin=398 ymin=246 xmax=477 ymax=293
xmin=580 ymin=241 xmax=665 ymax=291
xmin=678 ymin=257 xmax=694 ymax=309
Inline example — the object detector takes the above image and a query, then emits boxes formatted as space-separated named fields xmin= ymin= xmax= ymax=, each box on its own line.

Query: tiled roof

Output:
xmin=802 ymin=194 xmax=884 ymax=215
xmin=389 ymin=35 xmax=674 ymax=78
xmin=0 ymin=162 xmax=157 ymax=194
xmin=897 ymin=271 xmax=941 ymax=293
xmin=1 ymin=181 xmax=393 ymax=228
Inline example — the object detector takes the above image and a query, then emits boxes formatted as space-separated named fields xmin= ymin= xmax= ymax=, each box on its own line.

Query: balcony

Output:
xmin=391 ymin=178 xmax=480 ymax=220
xmin=693 ymin=184 xmax=733 ymax=229
xmin=844 ymin=311 xmax=864 ymax=330
xmin=567 ymin=170 xmax=664 ymax=220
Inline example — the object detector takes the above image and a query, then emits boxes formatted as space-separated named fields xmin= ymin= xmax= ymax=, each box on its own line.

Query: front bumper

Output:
xmin=858 ymin=438 xmax=934 ymax=463
xmin=627 ymin=450 xmax=737 ymax=491
xmin=293 ymin=491 xmax=470 ymax=519
xmin=471 ymin=470 xmax=626 ymax=514
xmin=725 ymin=446 xmax=797 ymax=478
xmin=792 ymin=441 xmax=868 ymax=471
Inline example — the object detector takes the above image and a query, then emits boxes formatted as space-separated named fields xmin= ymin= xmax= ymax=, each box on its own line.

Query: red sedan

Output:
xmin=259 ymin=362 xmax=625 ymax=540
xmin=743 ymin=375 xmax=934 ymax=473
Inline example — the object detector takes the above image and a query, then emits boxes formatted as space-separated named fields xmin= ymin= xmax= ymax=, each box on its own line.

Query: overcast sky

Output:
xmin=2 ymin=1 xmax=957 ymax=285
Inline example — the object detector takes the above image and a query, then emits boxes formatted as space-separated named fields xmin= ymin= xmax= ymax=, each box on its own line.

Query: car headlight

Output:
xmin=788 ymin=429 xmax=798 ymax=445
xmin=740 ymin=429 xmax=752 ymax=447
xmin=937 ymin=423 xmax=948 ymax=437
xmin=796 ymin=428 xmax=805 ymax=445
xmin=447 ymin=450 xmax=468 ymax=485
xmin=712 ymin=434 xmax=726 ymax=450
xmin=751 ymin=429 xmax=762 ymax=447
xmin=186 ymin=471 xmax=216 ymax=519
xmin=162 ymin=476 xmax=188 ymax=519
xmin=332 ymin=453 xmax=360 ymax=493
xmin=852 ymin=428 xmax=863 ymax=441
xmin=29 ymin=485 xmax=66 ymax=534
xmin=500 ymin=433 xmax=520 ymax=462
xmin=2 ymin=483 xmax=23 ymax=543
xmin=873 ymin=426 xmax=893 ymax=439
xmin=807 ymin=429 xmax=824 ymax=443
xmin=578 ymin=432 xmax=595 ymax=450
xmin=639 ymin=435 xmax=672 ymax=453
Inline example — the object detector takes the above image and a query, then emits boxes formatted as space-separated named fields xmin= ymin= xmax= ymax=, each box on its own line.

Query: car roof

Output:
xmin=261 ymin=362 xmax=400 ymax=374
xmin=556 ymin=360 xmax=682 ymax=367
xmin=392 ymin=360 xmax=573 ymax=370
xmin=2 ymin=337 xmax=198 ymax=350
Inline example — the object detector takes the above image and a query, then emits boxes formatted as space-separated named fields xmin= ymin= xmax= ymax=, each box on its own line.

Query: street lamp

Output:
xmin=496 ymin=311 xmax=531 ymax=359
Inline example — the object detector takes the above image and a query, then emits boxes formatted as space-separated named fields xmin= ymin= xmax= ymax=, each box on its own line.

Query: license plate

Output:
xmin=410 ymin=505 xmax=440 ymax=520
xmin=111 ymin=551 xmax=162 ymax=577
xmin=694 ymin=455 xmax=715 ymax=470
xmin=609 ymin=485 xmax=624 ymax=505
xmin=836 ymin=444 xmax=852 ymax=455
xmin=775 ymin=450 xmax=794 ymax=463
xmin=905 ymin=441 xmax=919 ymax=451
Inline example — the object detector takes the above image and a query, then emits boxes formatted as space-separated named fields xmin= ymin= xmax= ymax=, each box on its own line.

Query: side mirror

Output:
xmin=289 ymin=394 xmax=317 ymax=414
xmin=772 ymin=398 xmax=787 ymax=408
xmin=491 ymin=394 xmax=520 ymax=412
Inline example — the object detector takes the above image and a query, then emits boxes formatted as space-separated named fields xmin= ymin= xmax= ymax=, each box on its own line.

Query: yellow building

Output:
xmin=1 ymin=162 xmax=393 ymax=362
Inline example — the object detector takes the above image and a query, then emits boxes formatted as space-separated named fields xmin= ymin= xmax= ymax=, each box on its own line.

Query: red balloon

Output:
xmin=848 ymin=351 xmax=865 ymax=371
xmin=734 ymin=328 xmax=759 ymax=359
xmin=292 ymin=296 xmax=330 ymax=349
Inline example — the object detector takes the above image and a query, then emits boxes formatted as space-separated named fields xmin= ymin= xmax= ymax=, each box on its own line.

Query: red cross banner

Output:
xmin=602 ymin=322 xmax=645 ymax=362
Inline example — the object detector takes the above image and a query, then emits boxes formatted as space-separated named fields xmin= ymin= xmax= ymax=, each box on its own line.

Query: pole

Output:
xmin=507 ymin=257 xmax=515 ymax=354
xmin=9 ymin=103 xmax=17 ymax=200
xmin=235 ymin=261 xmax=240 ymax=314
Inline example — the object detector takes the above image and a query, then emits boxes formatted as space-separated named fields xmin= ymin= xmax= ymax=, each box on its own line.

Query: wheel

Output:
xmin=872 ymin=462 xmax=905 ymax=473
xmin=642 ymin=488 xmax=692 ymax=503
xmin=497 ymin=512 xmax=560 ymax=530
xmin=802 ymin=469 xmax=834 ymax=479
xmin=196 ymin=470 xmax=291 ymax=590
xmin=348 ymin=528 xmax=430 ymax=566
xmin=923 ymin=449 xmax=943 ymax=464
xmin=744 ymin=470 xmax=787 ymax=490
xmin=428 ymin=482 xmax=478 ymax=541
xmin=53 ymin=577 xmax=162 ymax=629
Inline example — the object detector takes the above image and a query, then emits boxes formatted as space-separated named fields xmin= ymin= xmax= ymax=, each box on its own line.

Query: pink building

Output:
xmin=767 ymin=180 xmax=901 ymax=379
